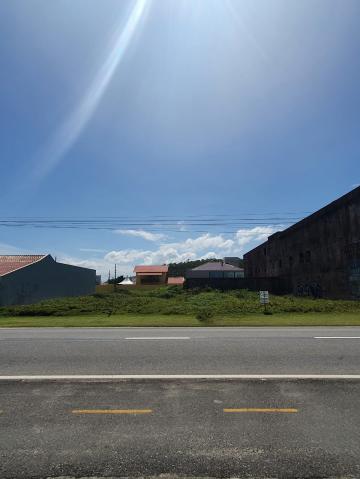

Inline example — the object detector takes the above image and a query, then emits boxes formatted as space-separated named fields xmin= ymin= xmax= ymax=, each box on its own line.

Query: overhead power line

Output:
xmin=0 ymin=213 xmax=308 ymax=233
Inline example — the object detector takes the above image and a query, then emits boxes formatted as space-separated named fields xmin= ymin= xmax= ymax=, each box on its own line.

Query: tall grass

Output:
xmin=1 ymin=286 xmax=359 ymax=317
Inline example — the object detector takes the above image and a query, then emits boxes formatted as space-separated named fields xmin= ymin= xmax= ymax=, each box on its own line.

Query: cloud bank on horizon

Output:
xmin=59 ymin=225 xmax=281 ymax=278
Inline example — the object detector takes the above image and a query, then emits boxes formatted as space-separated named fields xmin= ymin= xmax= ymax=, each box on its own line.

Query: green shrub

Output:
xmin=1 ymin=288 xmax=360 ymax=317
xmin=196 ymin=308 xmax=215 ymax=321
xmin=92 ymin=293 xmax=108 ymax=299
xmin=113 ymin=288 xmax=132 ymax=295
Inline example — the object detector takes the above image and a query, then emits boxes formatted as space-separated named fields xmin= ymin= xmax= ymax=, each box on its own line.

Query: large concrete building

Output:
xmin=0 ymin=254 xmax=96 ymax=306
xmin=244 ymin=187 xmax=360 ymax=299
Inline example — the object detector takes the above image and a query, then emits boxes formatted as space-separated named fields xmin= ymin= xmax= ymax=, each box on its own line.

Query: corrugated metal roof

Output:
xmin=0 ymin=255 xmax=48 ymax=277
xmin=134 ymin=265 xmax=168 ymax=273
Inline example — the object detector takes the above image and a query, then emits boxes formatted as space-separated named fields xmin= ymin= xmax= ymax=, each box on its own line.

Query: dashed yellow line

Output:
xmin=72 ymin=409 xmax=153 ymax=415
xmin=224 ymin=408 xmax=298 ymax=413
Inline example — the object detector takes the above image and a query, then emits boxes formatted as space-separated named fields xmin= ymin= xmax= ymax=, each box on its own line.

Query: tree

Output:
xmin=107 ymin=276 xmax=124 ymax=285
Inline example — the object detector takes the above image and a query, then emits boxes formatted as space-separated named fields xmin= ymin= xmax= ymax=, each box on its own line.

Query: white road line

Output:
xmin=314 ymin=337 xmax=360 ymax=339
xmin=0 ymin=374 xmax=360 ymax=381
xmin=125 ymin=337 xmax=190 ymax=340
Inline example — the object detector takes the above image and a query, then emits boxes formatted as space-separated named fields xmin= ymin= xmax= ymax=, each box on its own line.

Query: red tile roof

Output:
xmin=0 ymin=255 xmax=47 ymax=276
xmin=167 ymin=277 xmax=185 ymax=285
xmin=134 ymin=265 xmax=168 ymax=273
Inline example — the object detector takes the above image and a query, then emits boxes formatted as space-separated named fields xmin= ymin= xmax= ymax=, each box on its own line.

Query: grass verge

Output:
xmin=0 ymin=312 xmax=359 ymax=327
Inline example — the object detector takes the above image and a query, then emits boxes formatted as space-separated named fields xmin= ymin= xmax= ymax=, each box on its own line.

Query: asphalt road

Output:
xmin=1 ymin=327 xmax=360 ymax=375
xmin=1 ymin=379 xmax=360 ymax=478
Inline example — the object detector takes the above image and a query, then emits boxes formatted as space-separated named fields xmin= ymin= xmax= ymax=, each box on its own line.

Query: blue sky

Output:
xmin=1 ymin=0 xmax=359 ymax=278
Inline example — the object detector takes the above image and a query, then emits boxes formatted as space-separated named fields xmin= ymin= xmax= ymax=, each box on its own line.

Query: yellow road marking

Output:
xmin=72 ymin=409 xmax=153 ymax=415
xmin=224 ymin=408 xmax=298 ymax=413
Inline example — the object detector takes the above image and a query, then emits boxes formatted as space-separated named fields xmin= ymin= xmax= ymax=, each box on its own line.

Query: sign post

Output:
xmin=259 ymin=290 xmax=270 ymax=314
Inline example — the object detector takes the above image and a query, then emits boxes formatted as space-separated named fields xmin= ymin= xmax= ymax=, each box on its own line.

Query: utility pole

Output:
xmin=114 ymin=264 xmax=117 ymax=292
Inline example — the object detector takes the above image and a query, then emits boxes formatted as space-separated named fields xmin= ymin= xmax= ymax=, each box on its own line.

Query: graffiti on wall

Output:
xmin=296 ymin=281 xmax=323 ymax=298
xmin=349 ymin=262 xmax=360 ymax=298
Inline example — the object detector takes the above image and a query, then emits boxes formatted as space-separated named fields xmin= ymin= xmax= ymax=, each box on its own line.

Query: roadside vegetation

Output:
xmin=1 ymin=312 xmax=360 ymax=328
xmin=0 ymin=286 xmax=359 ymax=327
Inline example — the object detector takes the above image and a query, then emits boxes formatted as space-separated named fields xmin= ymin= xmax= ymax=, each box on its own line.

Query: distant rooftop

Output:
xmin=192 ymin=261 xmax=244 ymax=272
xmin=0 ymin=255 xmax=48 ymax=277
xmin=134 ymin=265 xmax=168 ymax=274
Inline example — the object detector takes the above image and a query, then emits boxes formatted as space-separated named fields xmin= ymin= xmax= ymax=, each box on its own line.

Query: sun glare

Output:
xmin=34 ymin=0 xmax=151 ymax=182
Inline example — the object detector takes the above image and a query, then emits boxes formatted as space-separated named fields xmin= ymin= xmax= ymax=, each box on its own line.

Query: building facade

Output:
xmin=167 ymin=276 xmax=185 ymax=286
xmin=223 ymin=257 xmax=243 ymax=268
xmin=134 ymin=265 xmax=168 ymax=286
xmin=0 ymin=254 xmax=96 ymax=306
xmin=185 ymin=260 xmax=245 ymax=290
xmin=244 ymin=187 xmax=360 ymax=299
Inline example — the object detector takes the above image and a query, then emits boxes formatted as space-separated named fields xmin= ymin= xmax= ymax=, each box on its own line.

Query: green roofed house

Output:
xmin=0 ymin=254 xmax=96 ymax=306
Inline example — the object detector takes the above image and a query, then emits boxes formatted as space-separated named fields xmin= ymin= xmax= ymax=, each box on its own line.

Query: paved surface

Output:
xmin=1 ymin=379 xmax=360 ymax=478
xmin=1 ymin=327 xmax=360 ymax=375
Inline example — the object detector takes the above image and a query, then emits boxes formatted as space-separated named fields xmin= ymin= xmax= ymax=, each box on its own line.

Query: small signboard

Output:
xmin=259 ymin=290 xmax=269 ymax=305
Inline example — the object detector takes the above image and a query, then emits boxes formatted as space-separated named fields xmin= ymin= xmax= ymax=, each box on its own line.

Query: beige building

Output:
xmin=134 ymin=265 xmax=168 ymax=286
xmin=167 ymin=276 xmax=185 ymax=286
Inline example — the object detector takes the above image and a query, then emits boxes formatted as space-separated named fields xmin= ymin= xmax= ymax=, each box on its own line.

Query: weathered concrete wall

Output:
xmin=244 ymin=188 xmax=360 ymax=299
xmin=0 ymin=256 xmax=96 ymax=306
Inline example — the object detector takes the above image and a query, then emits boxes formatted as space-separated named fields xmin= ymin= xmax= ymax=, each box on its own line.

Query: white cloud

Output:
xmin=175 ymin=233 xmax=234 ymax=253
xmin=114 ymin=229 xmax=167 ymax=242
xmin=79 ymin=248 xmax=107 ymax=253
xmin=199 ymin=251 xmax=218 ymax=260
xmin=105 ymin=249 xmax=150 ymax=264
xmin=0 ymin=243 xmax=28 ymax=255
xmin=235 ymin=226 xmax=281 ymax=249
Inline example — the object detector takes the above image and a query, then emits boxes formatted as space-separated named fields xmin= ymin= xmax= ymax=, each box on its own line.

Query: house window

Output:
xmin=140 ymin=275 xmax=161 ymax=284
xmin=224 ymin=272 xmax=235 ymax=278
xmin=209 ymin=271 xmax=223 ymax=278
xmin=234 ymin=271 xmax=244 ymax=278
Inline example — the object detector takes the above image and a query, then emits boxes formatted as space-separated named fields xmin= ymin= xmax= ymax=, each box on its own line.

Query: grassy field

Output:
xmin=0 ymin=286 xmax=359 ymax=327
xmin=0 ymin=312 xmax=359 ymax=327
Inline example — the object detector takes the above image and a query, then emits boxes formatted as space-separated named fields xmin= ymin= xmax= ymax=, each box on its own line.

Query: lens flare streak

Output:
xmin=35 ymin=0 xmax=149 ymax=180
